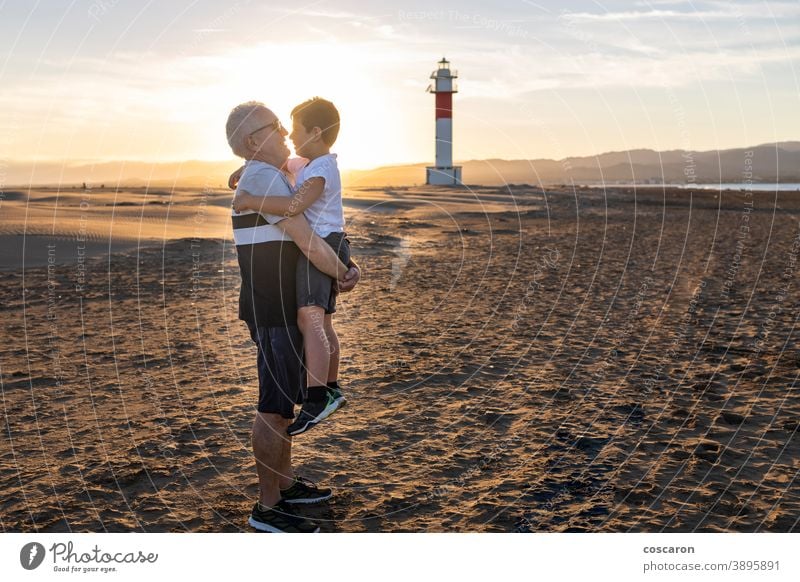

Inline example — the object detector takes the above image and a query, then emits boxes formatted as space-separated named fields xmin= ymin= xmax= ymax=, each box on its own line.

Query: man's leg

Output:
xmin=297 ymin=305 xmax=330 ymax=388
xmin=247 ymin=327 xmax=323 ymax=531
xmin=252 ymin=412 xmax=294 ymax=507
xmin=249 ymin=411 xmax=320 ymax=532
xmin=279 ymin=429 xmax=294 ymax=490
xmin=323 ymin=314 xmax=340 ymax=383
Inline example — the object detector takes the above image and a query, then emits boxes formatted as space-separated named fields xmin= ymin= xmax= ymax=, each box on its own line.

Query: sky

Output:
xmin=1 ymin=0 xmax=799 ymax=170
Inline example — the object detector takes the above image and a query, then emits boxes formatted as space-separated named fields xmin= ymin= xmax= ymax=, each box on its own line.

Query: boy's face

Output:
xmin=289 ymin=118 xmax=319 ymax=158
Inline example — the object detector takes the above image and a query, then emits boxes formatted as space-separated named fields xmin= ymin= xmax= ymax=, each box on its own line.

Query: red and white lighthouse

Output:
xmin=426 ymin=58 xmax=462 ymax=186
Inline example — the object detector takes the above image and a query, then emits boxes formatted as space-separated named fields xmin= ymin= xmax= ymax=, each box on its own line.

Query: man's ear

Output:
xmin=312 ymin=127 xmax=323 ymax=142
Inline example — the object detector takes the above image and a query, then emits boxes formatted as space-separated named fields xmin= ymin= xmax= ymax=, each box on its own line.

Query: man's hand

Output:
xmin=338 ymin=264 xmax=361 ymax=293
xmin=228 ymin=165 xmax=245 ymax=190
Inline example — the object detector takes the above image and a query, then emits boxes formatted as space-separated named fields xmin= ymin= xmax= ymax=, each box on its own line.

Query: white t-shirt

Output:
xmin=294 ymin=153 xmax=345 ymax=238
xmin=231 ymin=159 xmax=293 ymax=246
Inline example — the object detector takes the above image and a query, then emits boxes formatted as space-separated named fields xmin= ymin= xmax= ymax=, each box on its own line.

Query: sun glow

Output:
xmin=2 ymin=39 xmax=430 ymax=172
xmin=198 ymin=41 xmax=428 ymax=169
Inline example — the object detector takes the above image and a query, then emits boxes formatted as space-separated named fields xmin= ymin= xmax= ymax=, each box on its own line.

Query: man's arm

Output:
xmin=233 ymin=178 xmax=324 ymax=217
xmin=276 ymin=215 xmax=348 ymax=280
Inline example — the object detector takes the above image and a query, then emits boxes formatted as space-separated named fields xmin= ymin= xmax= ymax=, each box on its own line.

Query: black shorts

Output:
xmin=250 ymin=326 xmax=306 ymax=418
xmin=296 ymin=231 xmax=351 ymax=315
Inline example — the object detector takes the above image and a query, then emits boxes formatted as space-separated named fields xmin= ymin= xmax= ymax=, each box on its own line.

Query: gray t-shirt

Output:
xmin=232 ymin=159 xmax=293 ymax=246
xmin=231 ymin=159 xmax=301 ymax=328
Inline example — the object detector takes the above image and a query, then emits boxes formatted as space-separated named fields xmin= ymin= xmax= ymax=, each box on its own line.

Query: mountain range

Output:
xmin=4 ymin=142 xmax=799 ymax=188
xmin=344 ymin=142 xmax=800 ymax=187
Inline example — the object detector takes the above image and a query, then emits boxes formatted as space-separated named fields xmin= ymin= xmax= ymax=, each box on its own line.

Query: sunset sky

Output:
xmin=1 ymin=0 xmax=799 ymax=171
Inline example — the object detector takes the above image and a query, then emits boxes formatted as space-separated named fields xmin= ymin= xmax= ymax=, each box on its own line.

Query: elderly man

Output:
xmin=225 ymin=101 xmax=359 ymax=533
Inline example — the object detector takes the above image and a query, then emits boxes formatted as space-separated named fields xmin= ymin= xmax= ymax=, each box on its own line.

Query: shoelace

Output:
xmin=293 ymin=476 xmax=318 ymax=490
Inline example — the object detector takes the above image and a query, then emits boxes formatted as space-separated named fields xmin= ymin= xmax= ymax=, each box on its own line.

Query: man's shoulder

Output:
xmin=240 ymin=160 xmax=291 ymax=194
xmin=242 ymin=160 xmax=283 ymax=179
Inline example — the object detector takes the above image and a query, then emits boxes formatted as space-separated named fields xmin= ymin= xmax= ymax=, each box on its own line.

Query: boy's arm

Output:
xmin=284 ymin=177 xmax=325 ymax=216
xmin=276 ymin=215 xmax=348 ymax=280
xmin=338 ymin=259 xmax=361 ymax=293
xmin=231 ymin=189 xmax=259 ymax=213
xmin=232 ymin=178 xmax=324 ymax=217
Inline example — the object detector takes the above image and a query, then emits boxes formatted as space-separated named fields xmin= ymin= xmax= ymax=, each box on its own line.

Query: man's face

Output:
xmin=248 ymin=109 xmax=290 ymax=164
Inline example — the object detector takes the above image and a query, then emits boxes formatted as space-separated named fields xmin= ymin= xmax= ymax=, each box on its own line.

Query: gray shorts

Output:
xmin=297 ymin=231 xmax=351 ymax=315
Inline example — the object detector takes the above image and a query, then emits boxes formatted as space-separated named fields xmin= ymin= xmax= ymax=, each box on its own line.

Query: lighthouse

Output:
xmin=426 ymin=58 xmax=462 ymax=186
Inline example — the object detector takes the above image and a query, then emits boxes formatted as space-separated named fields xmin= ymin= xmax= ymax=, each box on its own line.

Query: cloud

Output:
xmin=564 ymin=9 xmax=735 ymax=21
xmin=564 ymin=1 xmax=800 ymax=22
xmin=273 ymin=7 xmax=385 ymax=23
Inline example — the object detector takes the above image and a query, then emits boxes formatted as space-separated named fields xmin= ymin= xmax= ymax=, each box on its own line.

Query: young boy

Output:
xmin=231 ymin=97 xmax=350 ymax=436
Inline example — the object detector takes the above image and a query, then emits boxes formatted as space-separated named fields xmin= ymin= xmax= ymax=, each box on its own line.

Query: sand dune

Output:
xmin=1 ymin=185 xmax=798 ymax=532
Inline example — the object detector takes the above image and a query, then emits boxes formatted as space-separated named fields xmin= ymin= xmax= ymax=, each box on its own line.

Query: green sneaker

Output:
xmin=329 ymin=385 xmax=347 ymax=408
xmin=287 ymin=387 xmax=347 ymax=436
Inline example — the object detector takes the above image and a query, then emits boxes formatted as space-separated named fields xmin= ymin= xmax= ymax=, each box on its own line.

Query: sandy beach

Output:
xmin=1 ymin=184 xmax=798 ymax=532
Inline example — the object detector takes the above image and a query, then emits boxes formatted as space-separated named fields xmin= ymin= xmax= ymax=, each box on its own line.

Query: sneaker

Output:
xmin=248 ymin=500 xmax=319 ymax=533
xmin=281 ymin=476 xmax=333 ymax=504
xmin=328 ymin=385 xmax=348 ymax=407
xmin=287 ymin=387 xmax=347 ymax=436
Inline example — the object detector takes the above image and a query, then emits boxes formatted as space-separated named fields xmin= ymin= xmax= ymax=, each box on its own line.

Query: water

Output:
xmin=586 ymin=183 xmax=800 ymax=192
xmin=684 ymin=183 xmax=800 ymax=192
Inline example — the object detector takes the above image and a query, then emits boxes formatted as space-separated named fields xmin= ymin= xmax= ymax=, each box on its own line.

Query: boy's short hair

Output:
xmin=291 ymin=97 xmax=340 ymax=147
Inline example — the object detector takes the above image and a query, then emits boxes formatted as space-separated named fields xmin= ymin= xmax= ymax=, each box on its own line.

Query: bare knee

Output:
xmin=253 ymin=412 xmax=290 ymax=438
xmin=297 ymin=306 xmax=324 ymax=334
xmin=323 ymin=316 xmax=339 ymax=349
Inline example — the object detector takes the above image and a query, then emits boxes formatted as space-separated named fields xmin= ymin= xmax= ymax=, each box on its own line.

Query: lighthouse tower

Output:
xmin=426 ymin=58 xmax=462 ymax=186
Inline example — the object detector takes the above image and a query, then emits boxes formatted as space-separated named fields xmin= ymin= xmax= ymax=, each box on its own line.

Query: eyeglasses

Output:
xmin=249 ymin=119 xmax=285 ymax=138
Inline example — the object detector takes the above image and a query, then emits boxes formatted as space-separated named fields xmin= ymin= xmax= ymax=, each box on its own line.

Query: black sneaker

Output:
xmin=248 ymin=500 xmax=320 ymax=533
xmin=281 ymin=476 xmax=333 ymax=504
xmin=287 ymin=388 xmax=347 ymax=436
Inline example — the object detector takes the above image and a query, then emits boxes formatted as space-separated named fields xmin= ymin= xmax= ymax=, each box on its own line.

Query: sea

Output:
xmin=586 ymin=183 xmax=800 ymax=192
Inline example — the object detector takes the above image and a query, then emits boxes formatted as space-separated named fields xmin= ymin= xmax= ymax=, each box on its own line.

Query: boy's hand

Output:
xmin=338 ymin=265 xmax=361 ymax=293
xmin=228 ymin=165 xmax=245 ymax=190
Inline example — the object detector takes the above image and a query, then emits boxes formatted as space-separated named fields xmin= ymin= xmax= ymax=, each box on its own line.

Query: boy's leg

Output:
xmin=297 ymin=305 xmax=330 ymax=388
xmin=323 ymin=314 xmax=340 ymax=384
xmin=323 ymin=315 xmax=347 ymax=409
xmin=287 ymin=233 xmax=350 ymax=436
xmin=288 ymin=304 xmax=341 ymax=436
xmin=321 ymin=232 xmax=348 ymax=387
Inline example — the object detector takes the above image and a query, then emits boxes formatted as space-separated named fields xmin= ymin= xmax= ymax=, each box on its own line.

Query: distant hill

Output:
xmin=5 ymin=142 xmax=799 ymax=188
xmin=343 ymin=142 xmax=800 ymax=187
xmin=2 ymin=160 xmax=242 ymax=189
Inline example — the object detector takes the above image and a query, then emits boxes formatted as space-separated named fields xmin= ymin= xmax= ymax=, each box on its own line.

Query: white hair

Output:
xmin=226 ymin=101 xmax=268 ymax=158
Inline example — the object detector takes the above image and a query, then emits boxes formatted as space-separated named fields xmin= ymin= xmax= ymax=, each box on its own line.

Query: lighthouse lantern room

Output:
xmin=426 ymin=58 xmax=462 ymax=186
